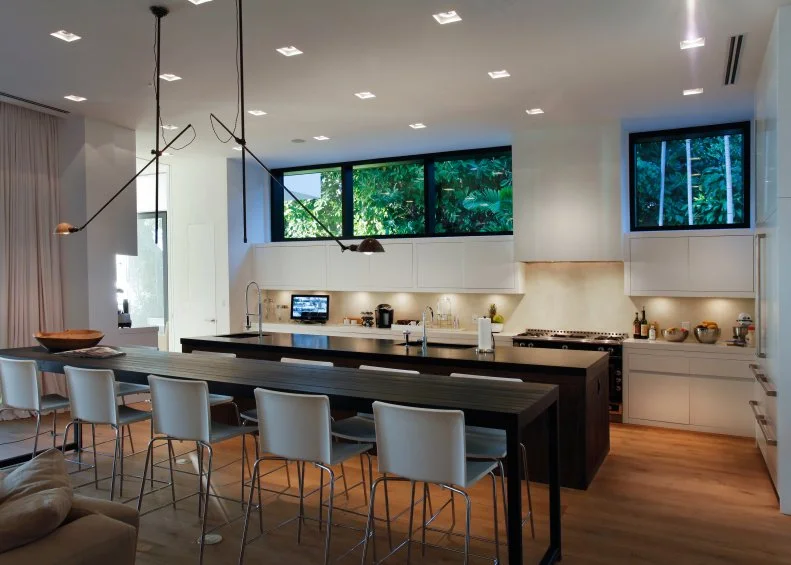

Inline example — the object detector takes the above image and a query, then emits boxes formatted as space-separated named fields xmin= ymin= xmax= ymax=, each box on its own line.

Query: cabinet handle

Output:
xmin=749 ymin=400 xmax=778 ymax=446
xmin=749 ymin=364 xmax=777 ymax=397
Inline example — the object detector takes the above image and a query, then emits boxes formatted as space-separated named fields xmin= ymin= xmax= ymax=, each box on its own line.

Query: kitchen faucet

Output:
xmin=422 ymin=306 xmax=434 ymax=350
xmin=245 ymin=281 xmax=263 ymax=339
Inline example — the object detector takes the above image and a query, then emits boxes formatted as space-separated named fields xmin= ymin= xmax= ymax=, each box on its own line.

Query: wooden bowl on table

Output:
xmin=34 ymin=330 xmax=104 ymax=352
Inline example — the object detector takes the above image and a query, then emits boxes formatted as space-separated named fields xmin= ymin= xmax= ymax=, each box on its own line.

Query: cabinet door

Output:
xmin=688 ymin=236 xmax=754 ymax=293
xmin=327 ymin=245 xmax=369 ymax=290
xmin=463 ymin=240 xmax=515 ymax=289
xmin=370 ymin=242 xmax=414 ymax=289
xmin=416 ymin=242 xmax=464 ymax=288
xmin=689 ymin=377 xmax=753 ymax=436
xmin=628 ymin=372 xmax=690 ymax=424
xmin=629 ymin=237 xmax=689 ymax=293
xmin=254 ymin=244 xmax=327 ymax=289
xmin=254 ymin=245 xmax=287 ymax=287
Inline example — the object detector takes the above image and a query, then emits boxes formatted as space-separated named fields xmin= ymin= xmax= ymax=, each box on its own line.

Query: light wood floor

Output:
xmin=2 ymin=408 xmax=790 ymax=564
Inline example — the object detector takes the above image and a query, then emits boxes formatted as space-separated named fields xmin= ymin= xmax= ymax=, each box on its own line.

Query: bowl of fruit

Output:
xmin=693 ymin=321 xmax=721 ymax=344
xmin=662 ymin=327 xmax=689 ymax=342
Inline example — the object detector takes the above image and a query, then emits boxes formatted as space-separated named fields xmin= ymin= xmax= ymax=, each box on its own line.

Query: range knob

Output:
xmin=597 ymin=346 xmax=605 ymax=351
xmin=528 ymin=343 xmax=535 ymax=348
xmin=562 ymin=345 xmax=569 ymax=350
xmin=608 ymin=347 xmax=614 ymax=353
xmin=616 ymin=370 xmax=622 ymax=376
xmin=616 ymin=385 xmax=622 ymax=392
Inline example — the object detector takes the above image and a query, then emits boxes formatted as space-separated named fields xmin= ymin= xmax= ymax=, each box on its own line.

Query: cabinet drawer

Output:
xmin=689 ymin=377 xmax=753 ymax=435
xmin=628 ymin=372 xmax=690 ymax=424
xmin=688 ymin=358 xmax=751 ymax=379
xmin=629 ymin=354 xmax=689 ymax=374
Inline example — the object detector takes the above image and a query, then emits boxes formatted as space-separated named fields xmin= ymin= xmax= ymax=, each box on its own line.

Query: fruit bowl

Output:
xmin=693 ymin=327 xmax=721 ymax=344
xmin=34 ymin=330 xmax=104 ymax=352
xmin=662 ymin=328 xmax=689 ymax=342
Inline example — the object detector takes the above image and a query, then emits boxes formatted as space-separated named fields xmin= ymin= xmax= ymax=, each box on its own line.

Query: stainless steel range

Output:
xmin=512 ymin=329 xmax=627 ymax=421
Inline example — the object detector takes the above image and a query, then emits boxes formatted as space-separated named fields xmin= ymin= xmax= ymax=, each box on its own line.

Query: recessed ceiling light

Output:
xmin=159 ymin=73 xmax=182 ymax=82
xmin=232 ymin=146 xmax=243 ymax=151
xmin=161 ymin=152 xmax=173 ymax=157
xmin=433 ymin=11 xmax=462 ymax=25
xmin=409 ymin=123 xmax=427 ymax=129
xmin=63 ymin=94 xmax=86 ymax=102
xmin=161 ymin=124 xmax=179 ymax=130
xmin=683 ymin=88 xmax=704 ymax=96
xmin=188 ymin=0 xmax=213 ymax=4
xmin=354 ymin=91 xmax=376 ymax=99
xmin=488 ymin=70 xmax=510 ymax=79
xmin=276 ymin=46 xmax=303 ymax=57
xmin=51 ymin=30 xmax=81 ymax=42
xmin=526 ymin=108 xmax=544 ymax=115
xmin=248 ymin=109 xmax=267 ymax=116
xmin=680 ymin=37 xmax=705 ymax=50
xmin=313 ymin=135 xmax=330 ymax=141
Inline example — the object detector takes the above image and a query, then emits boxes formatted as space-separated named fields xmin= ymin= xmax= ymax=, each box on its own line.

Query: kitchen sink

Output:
xmin=218 ymin=332 xmax=271 ymax=339
xmin=396 ymin=341 xmax=477 ymax=350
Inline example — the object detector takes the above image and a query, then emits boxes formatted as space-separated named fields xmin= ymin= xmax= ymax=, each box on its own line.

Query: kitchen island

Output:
xmin=182 ymin=331 xmax=610 ymax=489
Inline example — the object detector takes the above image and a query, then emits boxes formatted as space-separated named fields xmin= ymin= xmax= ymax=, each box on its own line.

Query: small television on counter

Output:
xmin=290 ymin=295 xmax=330 ymax=323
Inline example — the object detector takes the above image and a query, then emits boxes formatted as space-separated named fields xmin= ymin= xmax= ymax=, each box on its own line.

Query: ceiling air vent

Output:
xmin=724 ymin=34 xmax=745 ymax=86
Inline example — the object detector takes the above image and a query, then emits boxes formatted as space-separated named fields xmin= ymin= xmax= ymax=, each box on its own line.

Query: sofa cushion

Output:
xmin=0 ymin=449 xmax=70 ymax=504
xmin=0 ymin=486 xmax=73 ymax=553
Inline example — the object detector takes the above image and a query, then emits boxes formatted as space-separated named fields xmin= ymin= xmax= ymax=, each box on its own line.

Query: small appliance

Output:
xmin=375 ymin=304 xmax=395 ymax=328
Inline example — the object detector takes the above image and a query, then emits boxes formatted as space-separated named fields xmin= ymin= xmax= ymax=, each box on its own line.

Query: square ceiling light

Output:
xmin=409 ymin=123 xmax=427 ymax=129
xmin=488 ymin=70 xmax=511 ymax=79
xmin=159 ymin=73 xmax=182 ymax=82
xmin=161 ymin=124 xmax=179 ymax=130
xmin=680 ymin=37 xmax=705 ymax=50
xmin=683 ymin=88 xmax=704 ymax=96
xmin=248 ymin=109 xmax=267 ymax=116
xmin=188 ymin=0 xmax=214 ymax=4
xmin=433 ymin=11 xmax=462 ymax=24
xmin=525 ymin=108 xmax=544 ymax=115
xmin=63 ymin=95 xmax=86 ymax=102
xmin=276 ymin=46 xmax=303 ymax=57
xmin=354 ymin=91 xmax=376 ymax=99
xmin=51 ymin=30 xmax=81 ymax=42
xmin=313 ymin=135 xmax=330 ymax=141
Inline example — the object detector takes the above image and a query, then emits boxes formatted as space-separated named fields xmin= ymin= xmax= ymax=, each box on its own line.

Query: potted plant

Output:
xmin=489 ymin=303 xmax=505 ymax=333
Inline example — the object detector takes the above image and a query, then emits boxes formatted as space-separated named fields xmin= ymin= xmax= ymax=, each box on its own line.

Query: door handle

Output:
xmin=206 ymin=319 xmax=216 ymax=323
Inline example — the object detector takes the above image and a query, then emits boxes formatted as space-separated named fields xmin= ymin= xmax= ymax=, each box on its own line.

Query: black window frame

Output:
xmin=629 ymin=121 xmax=751 ymax=232
xmin=271 ymin=145 xmax=513 ymax=242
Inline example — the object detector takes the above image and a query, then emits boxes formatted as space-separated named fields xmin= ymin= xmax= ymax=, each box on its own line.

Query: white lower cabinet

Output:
xmin=624 ymin=345 xmax=754 ymax=437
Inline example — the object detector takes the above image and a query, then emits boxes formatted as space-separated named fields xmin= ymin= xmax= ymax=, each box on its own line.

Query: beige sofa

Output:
xmin=0 ymin=449 xmax=139 ymax=565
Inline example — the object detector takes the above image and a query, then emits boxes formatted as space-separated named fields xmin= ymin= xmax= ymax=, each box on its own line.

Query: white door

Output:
xmin=182 ymin=223 xmax=217 ymax=340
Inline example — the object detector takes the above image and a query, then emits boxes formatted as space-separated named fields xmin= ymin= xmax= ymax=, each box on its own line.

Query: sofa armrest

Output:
xmin=66 ymin=494 xmax=140 ymax=531
xmin=0 ymin=514 xmax=137 ymax=565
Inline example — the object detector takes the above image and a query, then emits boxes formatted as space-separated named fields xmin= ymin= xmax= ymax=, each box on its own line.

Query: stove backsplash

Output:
xmin=262 ymin=262 xmax=753 ymax=334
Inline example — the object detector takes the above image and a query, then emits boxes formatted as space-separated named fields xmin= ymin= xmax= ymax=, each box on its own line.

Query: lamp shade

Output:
xmin=356 ymin=238 xmax=385 ymax=255
xmin=54 ymin=222 xmax=79 ymax=235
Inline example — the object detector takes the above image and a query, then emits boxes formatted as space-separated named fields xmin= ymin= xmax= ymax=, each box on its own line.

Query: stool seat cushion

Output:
xmin=331 ymin=416 xmax=376 ymax=443
xmin=208 ymin=393 xmax=234 ymax=406
xmin=115 ymin=382 xmax=150 ymax=397
xmin=116 ymin=405 xmax=152 ymax=426
xmin=39 ymin=394 xmax=71 ymax=412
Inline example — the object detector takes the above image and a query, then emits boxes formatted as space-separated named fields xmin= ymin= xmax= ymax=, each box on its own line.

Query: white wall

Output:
xmin=512 ymin=122 xmax=623 ymax=262
xmin=58 ymin=116 xmax=137 ymax=345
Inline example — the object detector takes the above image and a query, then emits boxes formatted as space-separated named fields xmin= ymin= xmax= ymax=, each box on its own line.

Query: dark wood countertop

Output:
xmin=181 ymin=332 xmax=607 ymax=375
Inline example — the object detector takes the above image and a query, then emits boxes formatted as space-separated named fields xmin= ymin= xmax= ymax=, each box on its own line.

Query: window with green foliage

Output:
xmin=353 ymin=161 xmax=425 ymax=236
xmin=435 ymin=153 xmax=512 ymax=233
xmin=271 ymin=147 xmax=513 ymax=241
xmin=630 ymin=122 xmax=750 ymax=231
xmin=283 ymin=168 xmax=342 ymax=239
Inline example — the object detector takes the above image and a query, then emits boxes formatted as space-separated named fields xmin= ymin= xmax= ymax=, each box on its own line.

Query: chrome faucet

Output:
xmin=245 ymin=281 xmax=263 ymax=339
xmin=422 ymin=306 xmax=434 ymax=350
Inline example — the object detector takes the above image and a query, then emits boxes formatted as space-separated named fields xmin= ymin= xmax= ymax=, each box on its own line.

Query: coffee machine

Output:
xmin=375 ymin=304 xmax=394 ymax=328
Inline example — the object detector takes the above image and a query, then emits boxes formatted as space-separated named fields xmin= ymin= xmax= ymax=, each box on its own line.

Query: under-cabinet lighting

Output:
xmin=51 ymin=30 xmax=81 ymax=42
xmin=276 ymin=46 xmax=303 ymax=57
xmin=488 ymin=70 xmax=511 ymax=79
xmin=433 ymin=11 xmax=462 ymax=25
xmin=313 ymin=136 xmax=330 ymax=141
xmin=680 ymin=37 xmax=705 ymax=50
xmin=63 ymin=94 xmax=86 ymax=102
xmin=683 ymin=88 xmax=704 ymax=96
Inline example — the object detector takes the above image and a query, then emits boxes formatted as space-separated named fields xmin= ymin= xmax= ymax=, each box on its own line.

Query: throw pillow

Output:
xmin=0 ymin=486 xmax=73 ymax=553
xmin=0 ymin=449 xmax=70 ymax=504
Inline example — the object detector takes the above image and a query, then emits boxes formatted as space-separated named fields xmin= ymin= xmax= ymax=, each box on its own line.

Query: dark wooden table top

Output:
xmin=0 ymin=347 xmax=559 ymax=428
xmin=181 ymin=332 xmax=607 ymax=375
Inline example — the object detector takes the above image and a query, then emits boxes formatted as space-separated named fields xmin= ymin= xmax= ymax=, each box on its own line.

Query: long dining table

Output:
xmin=0 ymin=346 xmax=562 ymax=565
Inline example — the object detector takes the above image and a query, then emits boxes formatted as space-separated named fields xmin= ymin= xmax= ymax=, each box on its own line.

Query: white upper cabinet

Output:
xmin=512 ymin=123 xmax=623 ymax=262
xmin=463 ymin=239 xmax=516 ymax=289
xmin=254 ymin=243 xmax=327 ymax=290
xmin=416 ymin=241 xmax=465 ymax=289
xmin=625 ymin=232 xmax=754 ymax=297
xmin=327 ymin=244 xmax=370 ymax=289
xmin=370 ymin=242 xmax=414 ymax=289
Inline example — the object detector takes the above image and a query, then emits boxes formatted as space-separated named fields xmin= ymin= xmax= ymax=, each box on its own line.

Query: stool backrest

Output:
xmin=373 ymin=401 xmax=466 ymax=485
xmin=281 ymin=357 xmax=334 ymax=367
xmin=254 ymin=388 xmax=332 ymax=464
xmin=148 ymin=375 xmax=211 ymax=443
xmin=449 ymin=373 xmax=520 ymax=382
xmin=64 ymin=366 xmax=118 ymax=425
xmin=358 ymin=365 xmax=419 ymax=374
xmin=0 ymin=358 xmax=41 ymax=411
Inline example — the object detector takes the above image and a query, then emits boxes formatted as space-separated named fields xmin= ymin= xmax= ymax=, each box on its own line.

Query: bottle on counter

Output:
xmin=633 ymin=312 xmax=641 ymax=339
xmin=648 ymin=322 xmax=657 ymax=341
xmin=640 ymin=307 xmax=649 ymax=339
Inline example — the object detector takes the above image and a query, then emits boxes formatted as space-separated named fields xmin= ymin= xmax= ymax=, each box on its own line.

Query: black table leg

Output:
xmin=540 ymin=398 xmax=562 ymax=564
xmin=506 ymin=422 xmax=523 ymax=564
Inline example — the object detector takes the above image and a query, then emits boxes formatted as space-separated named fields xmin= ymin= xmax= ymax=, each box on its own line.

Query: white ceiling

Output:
xmin=0 ymin=0 xmax=787 ymax=167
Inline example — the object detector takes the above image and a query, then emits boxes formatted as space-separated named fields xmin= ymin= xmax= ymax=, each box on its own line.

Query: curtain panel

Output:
xmin=0 ymin=102 xmax=67 ymax=418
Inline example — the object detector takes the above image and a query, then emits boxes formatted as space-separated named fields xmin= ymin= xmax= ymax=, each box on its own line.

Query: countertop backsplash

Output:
xmin=260 ymin=262 xmax=753 ymax=334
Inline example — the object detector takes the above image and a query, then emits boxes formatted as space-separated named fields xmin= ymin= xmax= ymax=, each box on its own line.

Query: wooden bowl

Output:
xmin=34 ymin=330 xmax=104 ymax=352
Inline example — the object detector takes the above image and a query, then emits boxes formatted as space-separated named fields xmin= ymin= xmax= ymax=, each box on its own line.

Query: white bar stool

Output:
xmin=239 ymin=388 xmax=374 ymax=565
xmin=137 ymin=375 xmax=255 ymax=565
xmin=449 ymin=373 xmax=535 ymax=539
xmin=362 ymin=401 xmax=501 ymax=565
xmin=61 ymin=366 xmax=153 ymax=500
xmin=0 ymin=357 xmax=70 ymax=458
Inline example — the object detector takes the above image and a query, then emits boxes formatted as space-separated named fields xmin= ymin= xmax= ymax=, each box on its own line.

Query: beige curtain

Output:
xmin=0 ymin=102 xmax=67 ymax=419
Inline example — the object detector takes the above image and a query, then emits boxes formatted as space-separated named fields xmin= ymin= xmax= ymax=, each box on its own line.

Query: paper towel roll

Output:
xmin=477 ymin=317 xmax=493 ymax=351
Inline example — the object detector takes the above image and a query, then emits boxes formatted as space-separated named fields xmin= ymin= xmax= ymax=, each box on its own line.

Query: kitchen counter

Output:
xmin=182 ymin=331 xmax=610 ymax=489
xmin=624 ymin=338 xmax=756 ymax=357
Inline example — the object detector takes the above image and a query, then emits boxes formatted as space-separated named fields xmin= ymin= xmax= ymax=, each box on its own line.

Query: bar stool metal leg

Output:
xmin=109 ymin=426 xmax=121 ymax=501
xmin=167 ymin=439 xmax=176 ymax=508
xmin=316 ymin=463 xmax=336 ymax=565
xmin=198 ymin=443 xmax=214 ymax=565
xmin=119 ymin=425 xmax=125 ymax=497
xmin=406 ymin=481 xmax=416 ymax=565
xmin=51 ymin=410 xmax=58 ymax=449
xmin=91 ymin=424 xmax=99 ymax=488
xmin=32 ymin=411 xmax=41 ymax=457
